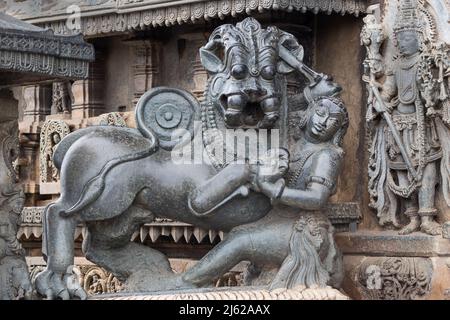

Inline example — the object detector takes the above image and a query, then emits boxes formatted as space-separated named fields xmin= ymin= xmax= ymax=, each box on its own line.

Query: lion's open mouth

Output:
xmin=219 ymin=95 xmax=272 ymax=128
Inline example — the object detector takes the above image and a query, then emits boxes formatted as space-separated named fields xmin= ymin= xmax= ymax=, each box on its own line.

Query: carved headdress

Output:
xmin=393 ymin=0 xmax=424 ymax=37
xmin=201 ymin=17 xmax=304 ymax=76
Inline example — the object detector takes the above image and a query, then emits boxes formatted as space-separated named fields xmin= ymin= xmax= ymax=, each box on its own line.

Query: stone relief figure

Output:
xmin=51 ymin=81 xmax=72 ymax=114
xmin=35 ymin=18 xmax=343 ymax=299
xmin=97 ymin=112 xmax=127 ymax=127
xmin=364 ymin=0 xmax=450 ymax=235
xmin=0 ymin=121 xmax=32 ymax=300
xmin=181 ymin=97 xmax=348 ymax=290
xmin=357 ymin=257 xmax=433 ymax=300
xmin=39 ymin=120 xmax=71 ymax=183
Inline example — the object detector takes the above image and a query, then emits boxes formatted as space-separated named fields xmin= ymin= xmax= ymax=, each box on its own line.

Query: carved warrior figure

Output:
xmin=35 ymin=18 xmax=343 ymax=299
xmin=364 ymin=0 xmax=450 ymax=235
xmin=0 ymin=121 xmax=32 ymax=299
xmin=182 ymin=97 xmax=348 ymax=289
xmin=39 ymin=120 xmax=70 ymax=183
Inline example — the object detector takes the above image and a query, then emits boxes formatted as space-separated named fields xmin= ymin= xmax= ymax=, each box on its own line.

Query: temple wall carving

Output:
xmin=1 ymin=0 xmax=448 ymax=301
xmin=2 ymin=1 xmax=368 ymax=36
xmin=10 ymin=7 xmax=371 ymax=300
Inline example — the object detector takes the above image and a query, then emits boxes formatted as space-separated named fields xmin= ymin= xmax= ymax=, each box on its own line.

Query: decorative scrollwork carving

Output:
xmin=97 ymin=112 xmax=127 ymax=127
xmin=357 ymin=257 xmax=433 ymax=300
xmin=77 ymin=266 xmax=124 ymax=295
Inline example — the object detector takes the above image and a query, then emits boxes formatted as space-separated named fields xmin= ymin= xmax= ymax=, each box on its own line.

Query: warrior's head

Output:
xmin=299 ymin=97 xmax=348 ymax=146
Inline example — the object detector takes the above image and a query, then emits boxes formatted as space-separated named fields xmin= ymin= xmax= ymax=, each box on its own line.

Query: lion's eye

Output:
xmin=231 ymin=65 xmax=248 ymax=80
xmin=261 ymin=65 xmax=276 ymax=80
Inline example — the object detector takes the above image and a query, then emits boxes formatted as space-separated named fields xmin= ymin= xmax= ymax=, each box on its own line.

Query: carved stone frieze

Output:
xmin=77 ymin=266 xmax=124 ymax=295
xmin=357 ymin=257 xmax=433 ymax=300
xmin=10 ymin=0 xmax=370 ymax=37
xmin=97 ymin=112 xmax=127 ymax=127
xmin=0 ymin=12 xmax=95 ymax=78
xmin=29 ymin=264 xmax=123 ymax=296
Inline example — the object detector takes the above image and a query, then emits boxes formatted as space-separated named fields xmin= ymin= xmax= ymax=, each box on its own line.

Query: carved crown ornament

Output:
xmin=6 ymin=0 xmax=368 ymax=37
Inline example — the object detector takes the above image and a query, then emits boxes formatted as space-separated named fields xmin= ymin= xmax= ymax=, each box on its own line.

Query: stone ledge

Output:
xmin=90 ymin=286 xmax=349 ymax=300
xmin=336 ymin=231 xmax=450 ymax=257
xmin=11 ymin=0 xmax=368 ymax=36
xmin=19 ymin=202 xmax=361 ymax=242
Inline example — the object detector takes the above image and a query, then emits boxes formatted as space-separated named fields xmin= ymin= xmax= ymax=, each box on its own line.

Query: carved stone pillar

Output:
xmin=182 ymin=33 xmax=209 ymax=101
xmin=71 ymin=52 xmax=105 ymax=119
xmin=22 ymin=85 xmax=52 ymax=124
xmin=129 ymin=40 xmax=161 ymax=106
xmin=0 ymin=118 xmax=32 ymax=299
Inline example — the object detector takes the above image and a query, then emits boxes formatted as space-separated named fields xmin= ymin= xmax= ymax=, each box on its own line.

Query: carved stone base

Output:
xmin=89 ymin=286 xmax=349 ymax=300
xmin=336 ymin=231 xmax=450 ymax=300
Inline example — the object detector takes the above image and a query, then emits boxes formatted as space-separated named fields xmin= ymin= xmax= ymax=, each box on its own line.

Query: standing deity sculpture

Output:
xmin=363 ymin=0 xmax=450 ymax=235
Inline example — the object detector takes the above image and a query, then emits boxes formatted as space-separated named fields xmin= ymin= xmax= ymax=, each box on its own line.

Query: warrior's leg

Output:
xmin=182 ymin=231 xmax=254 ymax=286
xmin=182 ymin=216 xmax=290 ymax=287
xmin=397 ymin=171 xmax=420 ymax=235
xmin=82 ymin=205 xmax=181 ymax=292
xmin=35 ymin=203 xmax=85 ymax=300
xmin=225 ymin=94 xmax=246 ymax=127
xmin=418 ymin=162 xmax=441 ymax=235
xmin=189 ymin=164 xmax=250 ymax=216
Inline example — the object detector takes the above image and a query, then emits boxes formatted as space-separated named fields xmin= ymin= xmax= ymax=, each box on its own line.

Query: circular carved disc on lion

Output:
xmin=135 ymin=87 xmax=200 ymax=150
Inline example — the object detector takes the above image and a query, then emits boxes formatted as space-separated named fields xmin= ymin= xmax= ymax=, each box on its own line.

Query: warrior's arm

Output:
xmin=258 ymin=151 xmax=341 ymax=210
xmin=188 ymin=164 xmax=251 ymax=216
xmin=267 ymin=182 xmax=331 ymax=210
